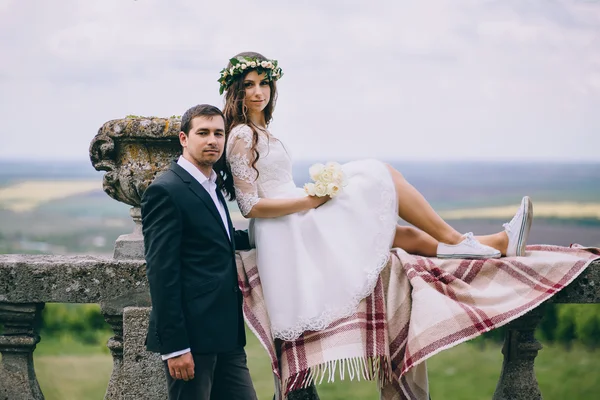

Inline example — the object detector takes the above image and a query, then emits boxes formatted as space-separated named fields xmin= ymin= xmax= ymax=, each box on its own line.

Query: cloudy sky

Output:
xmin=1 ymin=0 xmax=599 ymax=162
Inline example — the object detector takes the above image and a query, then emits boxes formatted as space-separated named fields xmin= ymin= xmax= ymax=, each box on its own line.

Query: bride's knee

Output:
xmin=395 ymin=225 xmax=419 ymax=238
xmin=393 ymin=225 xmax=422 ymax=248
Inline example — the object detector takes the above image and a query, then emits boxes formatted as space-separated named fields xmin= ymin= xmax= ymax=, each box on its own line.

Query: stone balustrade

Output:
xmin=0 ymin=253 xmax=598 ymax=399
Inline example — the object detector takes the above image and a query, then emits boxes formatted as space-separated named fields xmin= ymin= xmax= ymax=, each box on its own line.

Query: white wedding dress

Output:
xmin=227 ymin=124 xmax=398 ymax=340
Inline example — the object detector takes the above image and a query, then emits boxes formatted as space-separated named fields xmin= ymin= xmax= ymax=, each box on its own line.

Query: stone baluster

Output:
xmin=102 ymin=309 xmax=125 ymax=400
xmin=493 ymin=304 xmax=545 ymax=400
xmin=101 ymin=290 xmax=152 ymax=400
xmin=0 ymin=302 xmax=45 ymax=400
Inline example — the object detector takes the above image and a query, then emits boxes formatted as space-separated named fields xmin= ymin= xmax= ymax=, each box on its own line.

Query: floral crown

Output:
xmin=218 ymin=56 xmax=284 ymax=95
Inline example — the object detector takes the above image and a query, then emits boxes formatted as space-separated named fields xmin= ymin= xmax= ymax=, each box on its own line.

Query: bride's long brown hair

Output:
xmin=220 ymin=51 xmax=279 ymax=201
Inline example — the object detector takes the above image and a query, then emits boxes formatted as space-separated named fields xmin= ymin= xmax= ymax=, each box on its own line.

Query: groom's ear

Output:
xmin=179 ymin=131 xmax=189 ymax=151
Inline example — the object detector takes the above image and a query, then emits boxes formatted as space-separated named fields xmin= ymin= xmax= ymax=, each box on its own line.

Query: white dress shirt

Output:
xmin=162 ymin=156 xmax=231 ymax=361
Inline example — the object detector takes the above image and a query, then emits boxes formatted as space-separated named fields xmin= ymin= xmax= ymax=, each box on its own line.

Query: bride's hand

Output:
xmin=305 ymin=195 xmax=331 ymax=209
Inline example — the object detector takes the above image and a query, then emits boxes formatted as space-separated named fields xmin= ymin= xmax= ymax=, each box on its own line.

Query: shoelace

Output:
xmin=503 ymin=206 xmax=523 ymax=233
xmin=462 ymin=232 xmax=494 ymax=251
xmin=462 ymin=232 xmax=477 ymax=246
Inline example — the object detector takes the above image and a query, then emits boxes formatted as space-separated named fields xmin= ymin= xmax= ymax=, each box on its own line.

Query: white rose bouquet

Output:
xmin=303 ymin=162 xmax=348 ymax=198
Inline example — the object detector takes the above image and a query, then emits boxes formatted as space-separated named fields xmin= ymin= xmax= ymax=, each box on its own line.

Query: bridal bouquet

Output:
xmin=304 ymin=162 xmax=348 ymax=198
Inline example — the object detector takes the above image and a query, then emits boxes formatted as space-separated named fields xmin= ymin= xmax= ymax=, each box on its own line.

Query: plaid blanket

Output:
xmin=236 ymin=245 xmax=600 ymax=400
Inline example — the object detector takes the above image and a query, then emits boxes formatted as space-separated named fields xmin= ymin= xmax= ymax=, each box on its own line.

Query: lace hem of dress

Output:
xmin=270 ymin=163 xmax=398 ymax=341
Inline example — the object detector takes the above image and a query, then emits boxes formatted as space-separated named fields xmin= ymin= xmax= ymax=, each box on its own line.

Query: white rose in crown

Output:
xmin=304 ymin=162 xmax=347 ymax=198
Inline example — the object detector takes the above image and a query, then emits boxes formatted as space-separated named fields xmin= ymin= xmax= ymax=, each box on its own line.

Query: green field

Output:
xmin=27 ymin=329 xmax=600 ymax=400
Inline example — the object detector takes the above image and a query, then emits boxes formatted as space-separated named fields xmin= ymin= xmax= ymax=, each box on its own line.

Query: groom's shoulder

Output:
xmin=141 ymin=171 xmax=183 ymax=209
xmin=145 ymin=169 xmax=181 ymax=194
xmin=154 ymin=167 xmax=177 ymax=183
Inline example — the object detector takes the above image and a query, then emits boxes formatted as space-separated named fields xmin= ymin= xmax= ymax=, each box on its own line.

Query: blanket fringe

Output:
xmin=283 ymin=355 xmax=391 ymax=395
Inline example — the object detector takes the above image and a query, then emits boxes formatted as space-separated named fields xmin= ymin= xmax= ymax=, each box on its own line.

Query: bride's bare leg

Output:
xmin=393 ymin=226 xmax=437 ymax=256
xmin=394 ymin=226 xmax=509 ymax=256
xmin=386 ymin=165 xmax=463 ymax=245
xmin=386 ymin=165 xmax=509 ymax=253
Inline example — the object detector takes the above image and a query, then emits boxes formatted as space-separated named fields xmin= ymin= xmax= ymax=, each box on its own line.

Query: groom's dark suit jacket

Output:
xmin=141 ymin=161 xmax=250 ymax=355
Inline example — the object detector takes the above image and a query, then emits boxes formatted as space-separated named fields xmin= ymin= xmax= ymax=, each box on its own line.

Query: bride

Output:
xmin=219 ymin=52 xmax=533 ymax=341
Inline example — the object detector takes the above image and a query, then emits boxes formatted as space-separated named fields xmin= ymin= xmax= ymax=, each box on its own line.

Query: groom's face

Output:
xmin=180 ymin=115 xmax=225 ymax=169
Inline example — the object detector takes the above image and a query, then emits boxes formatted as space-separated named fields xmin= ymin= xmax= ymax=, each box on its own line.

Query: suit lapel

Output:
xmin=217 ymin=190 xmax=235 ymax=249
xmin=170 ymin=162 xmax=231 ymax=243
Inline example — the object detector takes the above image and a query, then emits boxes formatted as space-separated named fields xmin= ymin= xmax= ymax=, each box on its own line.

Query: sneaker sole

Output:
xmin=516 ymin=196 xmax=533 ymax=257
xmin=437 ymin=253 xmax=501 ymax=260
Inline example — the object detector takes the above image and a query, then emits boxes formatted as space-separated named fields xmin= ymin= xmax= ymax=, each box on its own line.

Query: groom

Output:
xmin=141 ymin=104 xmax=257 ymax=400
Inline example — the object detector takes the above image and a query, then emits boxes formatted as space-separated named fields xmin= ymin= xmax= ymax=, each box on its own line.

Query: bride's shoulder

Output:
xmin=228 ymin=124 xmax=275 ymax=146
xmin=228 ymin=124 xmax=254 ymax=146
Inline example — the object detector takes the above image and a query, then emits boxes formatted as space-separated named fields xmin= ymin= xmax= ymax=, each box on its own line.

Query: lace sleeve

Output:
xmin=227 ymin=126 xmax=260 ymax=217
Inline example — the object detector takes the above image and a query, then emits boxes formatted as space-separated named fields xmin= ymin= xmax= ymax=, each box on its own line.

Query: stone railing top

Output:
xmin=1 ymin=254 xmax=599 ymax=307
xmin=0 ymin=254 xmax=149 ymax=309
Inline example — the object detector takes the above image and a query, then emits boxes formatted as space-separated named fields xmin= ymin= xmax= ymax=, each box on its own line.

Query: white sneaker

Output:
xmin=504 ymin=196 xmax=533 ymax=257
xmin=437 ymin=232 xmax=501 ymax=259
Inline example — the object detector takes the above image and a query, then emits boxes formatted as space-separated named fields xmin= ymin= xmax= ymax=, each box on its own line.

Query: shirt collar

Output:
xmin=177 ymin=156 xmax=217 ymax=186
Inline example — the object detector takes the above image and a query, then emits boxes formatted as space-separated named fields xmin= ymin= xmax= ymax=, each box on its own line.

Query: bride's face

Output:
xmin=243 ymin=70 xmax=271 ymax=114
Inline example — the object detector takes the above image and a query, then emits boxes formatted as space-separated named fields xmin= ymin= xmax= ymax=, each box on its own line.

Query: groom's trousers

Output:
xmin=164 ymin=347 xmax=257 ymax=400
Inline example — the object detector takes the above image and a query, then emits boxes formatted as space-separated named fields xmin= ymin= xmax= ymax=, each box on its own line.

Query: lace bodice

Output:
xmin=226 ymin=124 xmax=295 ymax=216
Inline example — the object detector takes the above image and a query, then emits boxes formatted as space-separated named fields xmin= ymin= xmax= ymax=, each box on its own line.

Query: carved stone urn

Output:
xmin=89 ymin=116 xmax=182 ymax=259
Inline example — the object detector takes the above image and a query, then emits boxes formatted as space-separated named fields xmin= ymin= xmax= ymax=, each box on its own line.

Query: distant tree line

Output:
xmin=40 ymin=304 xmax=112 ymax=345
xmin=478 ymin=303 xmax=600 ymax=348
xmin=36 ymin=303 xmax=600 ymax=349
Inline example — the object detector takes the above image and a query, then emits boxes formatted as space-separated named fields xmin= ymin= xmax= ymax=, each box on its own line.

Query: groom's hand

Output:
xmin=168 ymin=352 xmax=195 ymax=381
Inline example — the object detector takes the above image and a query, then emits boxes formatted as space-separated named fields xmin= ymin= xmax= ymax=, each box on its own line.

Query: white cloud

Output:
xmin=0 ymin=0 xmax=599 ymax=162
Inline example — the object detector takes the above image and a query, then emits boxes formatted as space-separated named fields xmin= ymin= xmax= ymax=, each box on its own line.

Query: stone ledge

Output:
xmin=0 ymin=254 xmax=147 ymax=304
xmin=1 ymin=255 xmax=598 ymax=305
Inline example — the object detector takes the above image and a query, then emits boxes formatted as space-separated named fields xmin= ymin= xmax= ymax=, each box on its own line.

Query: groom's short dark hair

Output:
xmin=180 ymin=104 xmax=225 ymax=135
